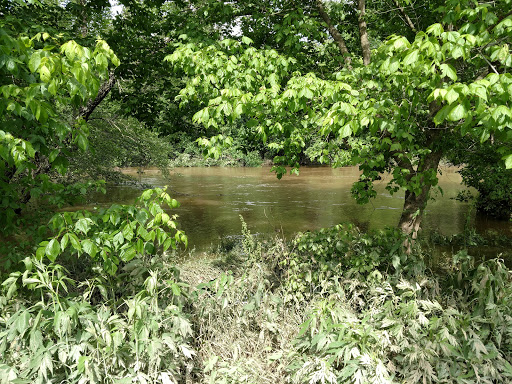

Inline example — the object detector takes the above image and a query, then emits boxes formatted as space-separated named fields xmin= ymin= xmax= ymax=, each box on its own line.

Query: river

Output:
xmin=84 ymin=166 xmax=512 ymax=253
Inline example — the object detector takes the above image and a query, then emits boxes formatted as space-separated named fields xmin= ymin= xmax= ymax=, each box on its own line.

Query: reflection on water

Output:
xmin=85 ymin=166 xmax=512 ymax=252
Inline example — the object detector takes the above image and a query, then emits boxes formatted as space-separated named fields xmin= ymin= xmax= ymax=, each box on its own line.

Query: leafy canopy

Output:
xmin=169 ymin=0 xmax=512 ymax=206
xmin=0 ymin=22 xmax=119 ymax=229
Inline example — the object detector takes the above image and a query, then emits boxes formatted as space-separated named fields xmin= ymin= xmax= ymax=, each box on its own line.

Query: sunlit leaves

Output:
xmin=504 ymin=154 xmax=512 ymax=169
xmin=45 ymin=239 xmax=61 ymax=262
xmin=426 ymin=23 xmax=444 ymax=36
xmin=35 ymin=188 xmax=186 ymax=273
xmin=169 ymin=0 xmax=512 ymax=204
xmin=439 ymin=63 xmax=457 ymax=81
xmin=448 ymin=104 xmax=468 ymax=121
xmin=403 ymin=49 xmax=419 ymax=66
xmin=0 ymin=28 xmax=120 ymax=230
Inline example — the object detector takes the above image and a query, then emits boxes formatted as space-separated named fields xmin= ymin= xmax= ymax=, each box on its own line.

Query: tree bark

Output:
xmin=78 ymin=71 xmax=116 ymax=122
xmin=315 ymin=0 xmax=352 ymax=69
xmin=357 ymin=0 xmax=371 ymax=65
xmin=398 ymin=149 xmax=442 ymax=251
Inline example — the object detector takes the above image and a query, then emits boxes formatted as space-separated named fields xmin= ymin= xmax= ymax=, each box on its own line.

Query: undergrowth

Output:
xmin=169 ymin=140 xmax=263 ymax=168
xmin=2 ymin=200 xmax=512 ymax=383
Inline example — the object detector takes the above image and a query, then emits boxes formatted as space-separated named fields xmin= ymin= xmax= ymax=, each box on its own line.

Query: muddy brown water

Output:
xmin=82 ymin=166 xmax=512 ymax=255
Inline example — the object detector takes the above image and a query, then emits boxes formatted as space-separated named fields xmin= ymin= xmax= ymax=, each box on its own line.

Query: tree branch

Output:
xmin=315 ymin=0 xmax=352 ymax=69
xmin=78 ymin=71 xmax=116 ymax=122
xmin=393 ymin=0 xmax=417 ymax=32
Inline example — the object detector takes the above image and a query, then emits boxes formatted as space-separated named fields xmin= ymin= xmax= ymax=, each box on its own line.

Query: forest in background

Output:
xmin=2 ymin=0 xmax=512 ymax=383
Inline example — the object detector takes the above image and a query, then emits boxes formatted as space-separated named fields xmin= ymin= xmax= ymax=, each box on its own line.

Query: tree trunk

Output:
xmin=357 ymin=0 xmax=371 ymax=65
xmin=398 ymin=150 xmax=442 ymax=251
xmin=316 ymin=0 xmax=352 ymax=69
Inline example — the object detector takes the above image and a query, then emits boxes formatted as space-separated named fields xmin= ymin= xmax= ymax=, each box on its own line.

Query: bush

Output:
xmin=279 ymin=224 xmax=419 ymax=302
xmin=168 ymin=134 xmax=263 ymax=168
xmin=0 ymin=188 xmax=193 ymax=384
xmin=3 ymin=214 xmax=512 ymax=384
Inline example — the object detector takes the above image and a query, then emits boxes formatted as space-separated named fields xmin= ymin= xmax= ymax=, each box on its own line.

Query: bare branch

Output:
xmin=393 ymin=0 xmax=417 ymax=32
xmin=79 ymin=71 xmax=116 ymax=122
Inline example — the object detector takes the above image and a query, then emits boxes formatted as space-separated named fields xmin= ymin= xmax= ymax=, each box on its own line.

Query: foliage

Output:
xmin=66 ymin=104 xmax=175 ymax=181
xmin=35 ymin=187 xmax=186 ymax=274
xmin=280 ymin=225 xmax=413 ymax=302
xmin=182 ymin=223 xmax=512 ymax=384
xmin=170 ymin=134 xmax=263 ymax=168
xmin=289 ymin=253 xmax=512 ymax=384
xmin=451 ymin=140 xmax=512 ymax=219
xmin=0 ymin=188 xmax=192 ymax=384
xmin=0 ymin=22 xmax=119 ymax=230
xmin=169 ymin=0 xmax=512 ymax=234
xmin=3 ymin=205 xmax=512 ymax=384
xmin=3 ymin=2 xmax=512 ymax=384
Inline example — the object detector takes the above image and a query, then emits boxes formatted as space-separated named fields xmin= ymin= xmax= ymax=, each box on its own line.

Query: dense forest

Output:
xmin=1 ymin=0 xmax=512 ymax=383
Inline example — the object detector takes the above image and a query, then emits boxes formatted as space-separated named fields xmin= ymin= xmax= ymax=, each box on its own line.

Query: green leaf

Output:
xmin=338 ymin=124 xmax=351 ymax=138
xmin=77 ymin=133 xmax=88 ymax=152
xmin=28 ymin=51 xmax=41 ymax=72
xmin=403 ymin=50 xmax=419 ymax=66
xmin=163 ymin=237 xmax=174 ymax=251
xmin=49 ymin=149 xmax=60 ymax=163
xmin=77 ymin=356 xmax=89 ymax=373
xmin=426 ymin=23 xmax=444 ymax=36
xmin=504 ymin=154 xmax=512 ymax=169
xmin=451 ymin=46 xmax=464 ymax=59
xmin=113 ymin=231 xmax=124 ymax=247
xmin=75 ymin=218 xmax=90 ymax=235
xmin=36 ymin=246 xmax=46 ymax=260
xmin=40 ymin=65 xmax=51 ymax=82
xmin=448 ymin=104 xmax=467 ymax=121
xmin=440 ymin=64 xmax=457 ymax=81
xmin=69 ymin=233 xmax=81 ymax=251
xmin=242 ymin=36 xmax=254 ymax=45
xmin=445 ymin=88 xmax=459 ymax=104
xmin=60 ymin=233 xmax=69 ymax=251
xmin=45 ymin=239 xmax=61 ymax=262
xmin=122 ymin=247 xmax=137 ymax=262
xmin=433 ymin=104 xmax=450 ymax=125
xmin=136 ymin=210 xmax=149 ymax=224
xmin=111 ymin=55 xmax=120 ymax=67
xmin=469 ymin=84 xmax=487 ymax=101
xmin=81 ymin=239 xmax=97 ymax=258
xmin=6 ymin=57 xmax=16 ymax=73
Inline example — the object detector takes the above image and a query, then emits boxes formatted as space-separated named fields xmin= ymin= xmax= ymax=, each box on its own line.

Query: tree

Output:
xmin=168 ymin=0 xmax=512 ymax=241
xmin=0 ymin=16 xmax=119 ymax=230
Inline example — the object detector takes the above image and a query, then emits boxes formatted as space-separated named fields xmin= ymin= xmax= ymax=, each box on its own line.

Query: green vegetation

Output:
xmin=2 ymin=0 xmax=512 ymax=383
xmin=169 ymin=0 xmax=512 ymax=235
xmin=5 ymin=212 xmax=512 ymax=383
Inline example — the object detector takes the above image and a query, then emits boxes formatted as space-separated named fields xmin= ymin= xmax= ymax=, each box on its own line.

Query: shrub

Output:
xmin=0 ymin=188 xmax=194 ymax=384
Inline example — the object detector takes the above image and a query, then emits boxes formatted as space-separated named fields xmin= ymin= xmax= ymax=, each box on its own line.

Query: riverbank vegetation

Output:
xmin=3 ymin=209 xmax=512 ymax=383
xmin=2 ymin=0 xmax=512 ymax=383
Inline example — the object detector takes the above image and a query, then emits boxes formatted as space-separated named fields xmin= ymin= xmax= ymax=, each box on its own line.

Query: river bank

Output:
xmin=2 ymin=186 xmax=512 ymax=383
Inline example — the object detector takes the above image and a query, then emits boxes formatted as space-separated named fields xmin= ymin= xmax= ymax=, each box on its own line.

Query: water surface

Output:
xmin=86 ymin=166 xmax=512 ymax=253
